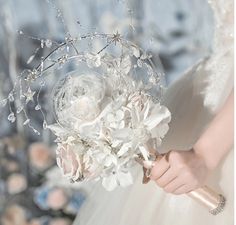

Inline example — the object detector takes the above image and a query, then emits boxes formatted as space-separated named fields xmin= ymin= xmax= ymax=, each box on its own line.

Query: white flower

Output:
xmin=105 ymin=109 xmax=125 ymax=129
xmin=54 ymin=73 xmax=107 ymax=129
xmin=92 ymin=143 xmax=118 ymax=167
xmin=117 ymin=142 xmax=132 ymax=157
xmin=102 ymin=167 xmax=133 ymax=191
xmin=71 ymin=96 xmax=100 ymax=121
xmin=112 ymin=92 xmax=171 ymax=160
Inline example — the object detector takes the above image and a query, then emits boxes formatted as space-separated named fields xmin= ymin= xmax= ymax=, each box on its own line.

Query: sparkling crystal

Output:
xmin=43 ymin=120 xmax=47 ymax=129
xmin=0 ymin=99 xmax=7 ymax=107
xmin=45 ymin=39 xmax=52 ymax=48
xmin=41 ymin=40 xmax=44 ymax=48
xmin=8 ymin=113 xmax=16 ymax=123
xmin=25 ymin=69 xmax=38 ymax=81
xmin=35 ymin=105 xmax=41 ymax=110
xmin=23 ymin=119 xmax=30 ymax=125
xmin=16 ymin=106 xmax=23 ymax=114
xmin=24 ymin=87 xmax=35 ymax=104
xmin=58 ymin=55 xmax=68 ymax=65
xmin=149 ymin=76 xmax=157 ymax=84
xmin=33 ymin=129 xmax=40 ymax=135
xmin=27 ymin=54 xmax=35 ymax=64
xmin=40 ymin=60 xmax=44 ymax=72
xmin=8 ymin=93 xmax=14 ymax=102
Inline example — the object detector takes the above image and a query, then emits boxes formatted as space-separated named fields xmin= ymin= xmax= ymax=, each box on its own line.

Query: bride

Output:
xmin=74 ymin=0 xmax=234 ymax=224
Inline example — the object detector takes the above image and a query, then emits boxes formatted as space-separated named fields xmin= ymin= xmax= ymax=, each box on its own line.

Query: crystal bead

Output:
xmin=33 ymin=129 xmax=40 ymax=135
xmin=16 ymin=106 xmax=23 ymax=114
xmin=41 ymin=40 xmax=44 ymax=48
xmin=0 ymin=99 xmax=7 ymax=107
xmin=27 ymin=54 xmax=35 ymax=64
xmin=45 ymin=39 xmax=52 ymax=48
xmin=149 ymin=76 xmax=157 ymax=84
xmin=8 ymin=113 xmax=16 ymax=123
xmin=23 ymin=119 xmax=30 ymax=125
xmin=43 ymin=120 xmax=47 ymax=129
xmin=8 ymin=93 xmax=14 ymax=102
xmin=35 ymin=105 xmax=41 ymax=110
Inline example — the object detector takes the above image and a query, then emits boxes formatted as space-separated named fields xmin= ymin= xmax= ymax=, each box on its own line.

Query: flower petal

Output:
xmin=144 ymin=106 xmax=171 ymax=130
xmin=102 ymin=176 xmax=118 ymax=191
xmin=139 ymin=145 xmax=149 ymax=161
xmin=117 ymin=171 xmax=133 ymax=187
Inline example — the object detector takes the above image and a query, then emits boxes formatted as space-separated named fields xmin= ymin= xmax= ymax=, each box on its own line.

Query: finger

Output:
xmin=162 ymin=177 xmax=184 ymax=193
xmin=150 ymin=156 xmax=170 ymax=180
xmin=172 ymin=185 xmax=193 ymax=195
xmin=155 ymin=168 xmax=177 ymax=188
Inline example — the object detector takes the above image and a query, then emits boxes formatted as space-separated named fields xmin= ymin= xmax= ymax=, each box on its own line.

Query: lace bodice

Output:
xmin=198 ymin=0 xmax=234 ymax=112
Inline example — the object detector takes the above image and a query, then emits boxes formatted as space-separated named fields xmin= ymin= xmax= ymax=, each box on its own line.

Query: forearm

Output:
xmin=194 ymin=90 xmax=234 ymax=170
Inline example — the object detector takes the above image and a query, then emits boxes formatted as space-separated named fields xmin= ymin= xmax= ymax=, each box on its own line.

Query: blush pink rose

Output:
xmin=56 ymin=144 xmax=83 ymax=182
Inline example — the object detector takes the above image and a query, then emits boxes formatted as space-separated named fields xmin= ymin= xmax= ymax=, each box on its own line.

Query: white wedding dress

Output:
xmin=73 ymin=0 xmax=234 ymax=224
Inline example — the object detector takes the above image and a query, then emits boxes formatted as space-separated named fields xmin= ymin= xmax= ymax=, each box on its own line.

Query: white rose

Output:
xmin=54 ymin=73 xmax=107 ymax=128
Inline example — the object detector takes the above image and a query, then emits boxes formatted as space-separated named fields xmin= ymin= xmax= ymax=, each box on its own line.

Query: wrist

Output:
xmin=193 ymin=139 xmax=219 ymax=171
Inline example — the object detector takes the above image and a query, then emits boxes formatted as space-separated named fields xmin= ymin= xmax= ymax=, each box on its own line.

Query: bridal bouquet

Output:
xmin=0 ymin=24 xmax=225 ymax=213
xmin=48 ymin=54 xmax=171 ymax=191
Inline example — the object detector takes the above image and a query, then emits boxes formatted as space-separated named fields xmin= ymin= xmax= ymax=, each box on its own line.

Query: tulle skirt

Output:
xmin=73 ymin=63 xmax=234 ymax=225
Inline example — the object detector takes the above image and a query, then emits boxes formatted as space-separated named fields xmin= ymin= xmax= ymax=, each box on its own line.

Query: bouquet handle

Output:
xmin=136 ymin=154 xmax=226 ymax=215
xmin=187 ymin=186 xmax=226 ymax=215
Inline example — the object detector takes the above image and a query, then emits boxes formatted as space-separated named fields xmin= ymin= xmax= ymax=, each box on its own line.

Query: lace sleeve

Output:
xmin=196 ymin=0 xmax=234 ymax=112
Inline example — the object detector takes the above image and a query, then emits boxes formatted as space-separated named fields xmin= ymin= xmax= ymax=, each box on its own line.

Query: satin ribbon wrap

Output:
xmin=187 ymin=186 xmax=226 ymax=215
xmin=135 ymin=155 xmax=226 ymax=215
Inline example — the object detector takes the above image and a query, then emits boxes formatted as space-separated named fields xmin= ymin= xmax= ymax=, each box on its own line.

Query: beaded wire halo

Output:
xmin=0 ymin=1 xmax=165 ymax=136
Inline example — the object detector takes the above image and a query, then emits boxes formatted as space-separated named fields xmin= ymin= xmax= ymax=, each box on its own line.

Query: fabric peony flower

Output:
xmin=56 ymin=143 xmax=84 ymax=182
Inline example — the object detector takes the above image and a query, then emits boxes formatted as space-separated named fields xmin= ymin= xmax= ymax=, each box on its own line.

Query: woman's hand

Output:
xmin=150 ymin=149 xmax=210 ymax=195
xmin=151 ymin=90 xmax=234 ymax=195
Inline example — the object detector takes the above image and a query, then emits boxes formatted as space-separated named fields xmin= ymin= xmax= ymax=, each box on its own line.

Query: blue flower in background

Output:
xmin=65 ymin=191 xmax=86 ymax=214
xmin=34 ymin=186 xmax=51 ymax=210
